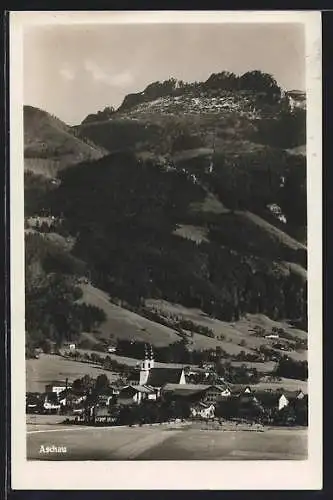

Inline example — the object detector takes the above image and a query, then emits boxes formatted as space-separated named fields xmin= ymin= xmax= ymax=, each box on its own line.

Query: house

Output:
xmin=200 ymin=384 xmax=232 ymax=402
xmin=96 ymin=393 xmax=115 ymax=407
xmin=63 ymin=342 xmax=76 ymax=352
xmin=283 ymin=390 xmax=306 ymax=402
xmin=253 ymin=389 xmax=305 ymax=412
xmin=94 ymin=406 xmax=115 ymax=425
xmin=230 ymin=385 xmax=252 ymax=396
xmin=162 ymin=383 xmax=231 ymax=405
xmin=58 ymin=389 xmax=86 ymax=408
xmin=26 ymin=392 xmax=43 ymax=413
xmin=42 ymin=392 xmax=61 ymax=414
xmin=117 ymin=385 xmax=156 ymax=405
xmin=109 ymin=385 xmax=121 ymax=396
xmin=190 ymin=402 xmax=215 ymax=420
xmin=286 ymin=90 xmax=306 ymax=110
xmin=45 ymin=380 xmax=72 ymax=396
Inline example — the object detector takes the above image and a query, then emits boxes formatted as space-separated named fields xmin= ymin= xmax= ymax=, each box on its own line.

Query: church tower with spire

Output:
xmin=139 ymin=344 xmax=154 ymax=385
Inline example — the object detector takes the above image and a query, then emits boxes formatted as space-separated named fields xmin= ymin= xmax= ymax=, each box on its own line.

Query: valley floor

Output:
xmin=27 ymin=416 xmax=307 ymax=461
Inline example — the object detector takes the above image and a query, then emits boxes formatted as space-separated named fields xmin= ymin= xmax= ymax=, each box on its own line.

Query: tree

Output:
xmin=239 ymin=70 xmax=281 ymax=97
xmin=274 ymin=356 xmax=308 ymax=380
xmin=278 ymin=156 xmax=306 ymax=229
xmin=40 ymin=338 xmax=53 ymax=354
xmin=204 ymin=71 xmax=238 ymax=91
xmin=95 ymin=374 xmax=109 ymax=393
xmin=81 ymin=375 xmax=94 ymax=391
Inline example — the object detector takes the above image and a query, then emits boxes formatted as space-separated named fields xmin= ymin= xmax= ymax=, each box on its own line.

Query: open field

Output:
xmin=189 ymin=191 xmax=229 ymax=215
xmin=27 ymin=421 xmax=307 ymax=460
xmin=25 ymin=158 xmax=61 ymax=178
xmin=173 ymin=224 xmax=210 ymax=244
xmin=249 ymin=378 xmax=307 ymax=393
xmin=26 ymin=354 xmax=120 ymax=392
xmin=26 ymin=352 xmax=198 ymax=392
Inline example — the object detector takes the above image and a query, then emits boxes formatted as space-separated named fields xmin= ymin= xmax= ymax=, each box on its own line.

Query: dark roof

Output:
xmin=46 ymin=381 xmax=71 ymax=387
xmin=283 ymin=390 xmax=305 ymax=399
xmin=287 ymin=90 xmax=306 ymax=97
xmin=191 ymin=401 xmax=213 ymax=409
xmin=58 ymin=388 xmax=86 ymax=399
xmin=131 ymin=385 xmax=155 ymax=394
xmin=230 ymin=385 xmax=252 ymax=395
xmin=253 ymin=391 xmax=281 ymax=406
xmin=162 ymin=383 xmax=208 ymax=397
xmin=96 ymin=387 xmax=117 ymax=397
xmin=146 ymin=368 xmax=184 ymax=387
xmin=118 ymin=386 xmax=138 ymax=397
xmin=127 ymin=370 xmax=140 ymax=382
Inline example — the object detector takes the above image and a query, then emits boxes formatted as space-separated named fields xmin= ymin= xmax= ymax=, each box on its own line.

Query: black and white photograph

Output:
xmin=10 ymin=10 xmax=322 ymax=490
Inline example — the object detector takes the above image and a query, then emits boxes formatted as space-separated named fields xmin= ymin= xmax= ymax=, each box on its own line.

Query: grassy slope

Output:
xmin=78 ymin=284 xmax=269 ymax=355
xmin=145 ymin=299 xmax=307 ymax=362
xmin=78 ymin=283 xmax=307 ymax=362
xmin=78 ymin=284 xmax=181 ymax=347
xmin=24 ymin=105 xmax=106 ymax=175
xmin=240 ymin=211 xmax=306 ymax=252
xmin=173 ymin=224 xmax=210 ymax=244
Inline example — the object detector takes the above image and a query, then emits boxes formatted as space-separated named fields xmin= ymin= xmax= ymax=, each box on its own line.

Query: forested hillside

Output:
xmin=24 ymin=69 xmax=307 ymax=358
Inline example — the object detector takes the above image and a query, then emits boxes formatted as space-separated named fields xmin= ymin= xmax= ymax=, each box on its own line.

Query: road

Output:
xmin=27 ymin=423 xmax=307 ymax=461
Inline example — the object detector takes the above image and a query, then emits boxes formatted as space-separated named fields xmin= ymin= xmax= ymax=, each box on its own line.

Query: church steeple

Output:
xmin=141 ymin=344 xmax=150 ymax=370
xmin=140 ymin=344 xmax=152 ymax=385
xmin=149 ymin=344 xmax=155 ymax=369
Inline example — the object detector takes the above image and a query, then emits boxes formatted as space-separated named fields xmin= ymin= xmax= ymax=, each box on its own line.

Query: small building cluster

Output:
xmin=26 ymin=346 xmax=307 ymax=426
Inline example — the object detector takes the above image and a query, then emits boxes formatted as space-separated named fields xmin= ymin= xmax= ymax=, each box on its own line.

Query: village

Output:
xmin=26 ymin=342 xmax=307 ymax=429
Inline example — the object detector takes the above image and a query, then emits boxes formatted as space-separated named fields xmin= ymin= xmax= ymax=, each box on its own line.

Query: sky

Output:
xmin=24 ymin=23 xmax=305 ymax=126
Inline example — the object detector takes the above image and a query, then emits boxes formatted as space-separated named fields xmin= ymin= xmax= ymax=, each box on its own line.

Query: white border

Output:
xmin=10 ymin=10 xmax=322 ymax=490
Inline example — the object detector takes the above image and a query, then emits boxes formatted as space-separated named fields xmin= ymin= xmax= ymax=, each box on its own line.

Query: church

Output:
xmin=127 ymin=345 xmax=186 ymax=390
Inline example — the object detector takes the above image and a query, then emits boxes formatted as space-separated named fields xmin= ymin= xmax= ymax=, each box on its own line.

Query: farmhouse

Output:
xmin=45 ymin=380 xmax=72 ymax=395
xmin=162 ymin=383 xmax=231 ymax=405
xmin=253 ymin=389 xmax=305 ymax=411
xmin=94 ymin=407 xmax=115 ymax=424
xmin=230 ymin=385 xmax=252 ymax=396
xmin=63 ymin=342 xmax=76 ymax=352
xmin=42 ymin=392 xmax=61 ymax=413
xmin=58 ymin=389 xmax=86 ymax=408
xmin=117 ymin=385 xmax=157 ymax=405
xmin=286 ymin=90 xmax=306 ymax=110
xmin=190 ymin=402 xmax=215 ymax=419
xmin=26 ymin=392 xmax=43 ymax=413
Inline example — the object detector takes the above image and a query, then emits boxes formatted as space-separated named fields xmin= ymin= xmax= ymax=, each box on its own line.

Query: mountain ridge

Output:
xmin=24 ymin=70 xmax=307 ymax=371
xmin=24 ymin=105 xmax=108 ymax=177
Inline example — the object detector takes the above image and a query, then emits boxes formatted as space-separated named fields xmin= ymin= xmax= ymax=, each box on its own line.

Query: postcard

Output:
xmin=9 ymin=10 xmax=322 ymax=489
